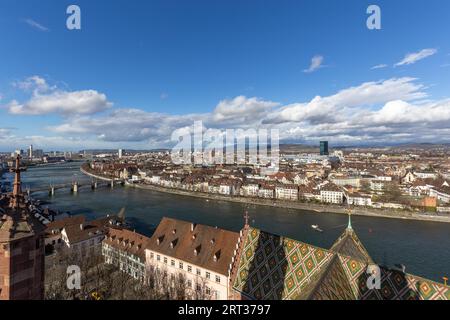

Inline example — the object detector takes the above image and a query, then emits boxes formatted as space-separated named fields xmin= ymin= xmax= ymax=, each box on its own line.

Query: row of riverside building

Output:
xmin=2 ymin=156 xmax=449 ymax=300
xmin=44 ymin=211 xmax=450 ymax=300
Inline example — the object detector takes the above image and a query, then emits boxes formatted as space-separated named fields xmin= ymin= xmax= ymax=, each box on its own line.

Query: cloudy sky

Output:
xmin=0 ymin=0 xmax=450 ymax=151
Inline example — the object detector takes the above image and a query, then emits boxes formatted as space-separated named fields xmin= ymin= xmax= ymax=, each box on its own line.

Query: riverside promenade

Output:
xmin=128 ymin=181 xmax=450 ymax=224
xmin=80 ymin=166 xmax=450 ymax=224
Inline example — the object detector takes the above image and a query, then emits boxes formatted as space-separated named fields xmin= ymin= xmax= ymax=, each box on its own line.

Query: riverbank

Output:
xmin=79 ymin=167 xmax=450 ymax=224
xmin=80 ymin=165 xmax=122 ymax=182
xmin=126 ymin=181 xmax=450 ymax=224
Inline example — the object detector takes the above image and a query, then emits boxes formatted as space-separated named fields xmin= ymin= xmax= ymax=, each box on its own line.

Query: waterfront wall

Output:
xmin=80 ymin=168 xmax=450 ymax=224
xmin=128 ymin=181 xmax=450 ymax=224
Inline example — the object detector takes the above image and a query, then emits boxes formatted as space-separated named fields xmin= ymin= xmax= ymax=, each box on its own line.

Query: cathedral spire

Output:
xmin=244 ymin=210 xmax=249 ymax=228
xmin=346 ymin=208 xmax=353 ymax=231
xmin=10 ymin=155 xmax=26 ymax=208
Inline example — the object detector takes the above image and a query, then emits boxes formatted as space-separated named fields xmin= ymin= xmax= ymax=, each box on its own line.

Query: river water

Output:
xmin=3 ymin=162 xmax=449 ymax=282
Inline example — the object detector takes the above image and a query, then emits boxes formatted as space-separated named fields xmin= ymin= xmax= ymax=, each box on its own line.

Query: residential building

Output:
xmin=60 ymin=216 xmax=118 ymax=258
xmin=346 ymin=193 xmax=372 ymax=206
xmin=44 ymin=215 xmax=86 ymax=253
xmin=430 ymin=186 xmax=450 ymax=204
xmin=320 ymin=183 xmax=344 ymax=204
xmin=275 ymin=184 xmax=299 ymax=201
xmin=145 ymin=217 xmax=239 ymax=300
xmin=102 ymin=228 xmax=150 ymax=281
xmin=257 ymin=184 xmax=275 ymax=199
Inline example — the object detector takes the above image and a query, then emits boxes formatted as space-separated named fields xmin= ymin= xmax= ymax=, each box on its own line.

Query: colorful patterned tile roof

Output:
xmin=232 ymin=227 xmax=334 ymax=300
xmin=330 ymin=228 xmax=373 ymax=264
xmin=232 ymin=226 xmax=450 ymax=300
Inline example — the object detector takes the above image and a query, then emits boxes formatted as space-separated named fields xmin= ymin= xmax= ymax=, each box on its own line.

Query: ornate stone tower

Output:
xmin=0 ymin=155 xmax=45 ymax=300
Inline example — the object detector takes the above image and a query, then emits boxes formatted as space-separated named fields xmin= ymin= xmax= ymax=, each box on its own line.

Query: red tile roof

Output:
xmin=147 ymin=217 xmax=239 ymax=276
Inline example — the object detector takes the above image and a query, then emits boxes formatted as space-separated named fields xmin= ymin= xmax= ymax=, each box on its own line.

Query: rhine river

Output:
xmin=4 ymin=162 xmax=449 ymax=282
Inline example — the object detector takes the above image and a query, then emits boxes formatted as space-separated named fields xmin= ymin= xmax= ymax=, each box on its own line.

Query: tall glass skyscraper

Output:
xmin=320 ymin=141 xmax=329 ymax=156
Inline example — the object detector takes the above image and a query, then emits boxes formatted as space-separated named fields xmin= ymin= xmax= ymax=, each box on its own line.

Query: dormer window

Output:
xmin=210 ymin=238 xmax=215 ymax=244
xmin=213 ymin=250 xmax=221 ymax=262
xmin=170 ymin=238 xmax=178 ymax=249
xmin=156 ymin=235 xmax=164 ymax=245
xmin=192 ymin=234 xmax=197 ymax=240
xmin=194 ymin=245 xmax=201 ymax=256
xmin=172 ymin=229 xmax=177 ymax=234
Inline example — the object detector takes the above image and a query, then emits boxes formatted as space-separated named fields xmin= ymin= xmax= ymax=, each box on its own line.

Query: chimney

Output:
xmin=190 ymin=223 xmax=196 ymax=232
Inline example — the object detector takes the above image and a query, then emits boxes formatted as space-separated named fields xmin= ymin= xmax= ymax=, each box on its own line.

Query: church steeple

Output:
xmin=346 ymin=208 xmax=353 ymax=231
xmin=244 ymin=210 xmax=250 ymax=228
xmin=9 ymin=155 xmax=26 ymax=209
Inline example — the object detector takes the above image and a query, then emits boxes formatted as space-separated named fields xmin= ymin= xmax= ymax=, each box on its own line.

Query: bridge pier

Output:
xmin=49 ymin=186 xmax=55 ymax=196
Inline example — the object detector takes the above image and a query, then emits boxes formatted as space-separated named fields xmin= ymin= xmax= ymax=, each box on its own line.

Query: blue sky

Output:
xmin=0 ymin=0 xmax=449 ymax=151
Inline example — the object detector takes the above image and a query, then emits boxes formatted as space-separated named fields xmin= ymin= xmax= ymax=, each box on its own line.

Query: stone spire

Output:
xmin=346 ymin=208 xmax=353 ymax=231
xmin=244 ymin=210 xmax=250 ymax=228
xmin=9 ymin=155 xmax=26 ymax=209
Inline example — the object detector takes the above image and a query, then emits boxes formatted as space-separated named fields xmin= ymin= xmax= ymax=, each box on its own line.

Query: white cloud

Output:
xmin=212 ymin=96 xmax=279 ymax=124
xmin=23 ymin=19 xmax=49 ymax=32
xmin=8 ymin=90 xmax=112 ymax=116
xmin=371 ymin=64 xmax=388 ymax=70
xmin=395 ymin=48 xmax=437 ymax=66
xmin=13 ymin=75 xmax=51 ymax=93
xmin=303 ymin=55 xmax=324 ymax=73
xmin=5 ymin=76 xmax=450 ymax=148
xmin=0 ymin=128 xmax=11 ymax=138
xmin=362 ymin=99 xmax=450 ymax=125
xmin=263 ymin=78 xmax=426 ymax=124
xmin=8 ymin=76 xmax=112 ymax=116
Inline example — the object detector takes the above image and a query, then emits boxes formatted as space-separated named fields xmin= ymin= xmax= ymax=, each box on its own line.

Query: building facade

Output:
xmin=102 ymin=228 xmax=149 ymax=281
xmin=145 ymin=217 xmax=239 ymax=300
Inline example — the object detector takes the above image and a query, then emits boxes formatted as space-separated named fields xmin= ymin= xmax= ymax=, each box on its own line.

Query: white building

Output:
xmin=370 ymin=180 xmax=385 ymax=192
xmin=414 ymin=172 xmax=438 ymax=180
xmin=145 ymin=217 xmax=239 ymax=300
xmin=347 ymin=193 xmax=372 ymax=206
xmin=59 ymin=216 xmax=113 ymax=258
xmin=320 ymin=184 xmax=344 ymax=204
xmin=430 ymin=187 xmax=450 ymax=204
xmin=102 ymin=228 xmax=149 ymax=281
xmin=240 ymin=183 xmax=259 ymax=197
xmin=275 ymin=184 xmax=299 ymax=201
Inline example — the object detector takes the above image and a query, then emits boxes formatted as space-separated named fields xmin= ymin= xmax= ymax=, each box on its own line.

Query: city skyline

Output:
xmin=1 ymin=0 xmax=450 ymax=151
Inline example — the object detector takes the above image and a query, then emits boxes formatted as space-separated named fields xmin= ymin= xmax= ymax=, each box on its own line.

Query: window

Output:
xmin=157 ymin=255 xmax=160 ymax=261
xmin=196 ymin=284 xmax=201 ymax=291
xmin=187 ymin=280 xmax=192 ymax=288
xmin=150 ymin=252 xmax=154 ymax=259
xmin=171 ymin=260 xmax=175 ymax=267
xmin=163 ymin=257 xmax=168 ymax=264
xmin=206 ymin=287 xmax=211 ymax=295
xmin=206 ymin=272 xmax=210 ymax=279
xmin=179 ymin=262 xmax=183 ymax=269
xmin=196 ymin=269 xmax=201 ymax=276
xmin=215 ymin=276 xmax=220 ymax=283
xmin=188 ymin=265 xmax=192 ymax=273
